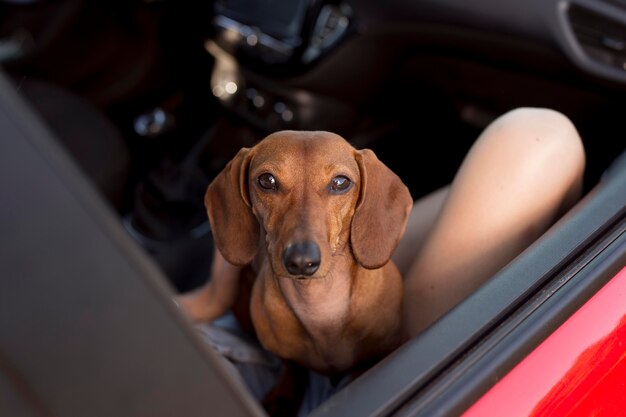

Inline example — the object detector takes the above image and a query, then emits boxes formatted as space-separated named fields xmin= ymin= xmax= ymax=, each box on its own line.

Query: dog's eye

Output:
xmin=258 ymin=173 xmax=278 ymax=190
xmin=330 ymin=175 xmax=352 ymax=193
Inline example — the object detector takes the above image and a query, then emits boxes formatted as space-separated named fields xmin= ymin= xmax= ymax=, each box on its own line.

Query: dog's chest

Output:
xmin=280 ymin=276 xmax=352 ymax=331
xmin=249 ymin=265 xmax=399 ymax=374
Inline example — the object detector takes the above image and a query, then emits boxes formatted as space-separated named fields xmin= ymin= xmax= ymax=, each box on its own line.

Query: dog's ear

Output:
xmin=205 ymin=147 xmax=259 ymax=265
xmin=352 ymin=149 xmax=413 ymax=269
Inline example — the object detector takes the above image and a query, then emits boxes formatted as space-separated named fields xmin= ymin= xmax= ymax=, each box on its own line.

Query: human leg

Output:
xmin=392 ymin=186 xmax=449 ymax=276
xmin=400 ymin=107 xmax=586 ymax=337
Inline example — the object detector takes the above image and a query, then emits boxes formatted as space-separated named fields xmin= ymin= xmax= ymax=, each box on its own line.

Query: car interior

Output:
xmin=1 ymin=0 xmax=626 ymax=416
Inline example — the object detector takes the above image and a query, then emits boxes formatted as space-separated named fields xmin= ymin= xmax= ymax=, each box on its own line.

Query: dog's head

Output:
xmin=205 ymin=130 xmax=413 ymax=279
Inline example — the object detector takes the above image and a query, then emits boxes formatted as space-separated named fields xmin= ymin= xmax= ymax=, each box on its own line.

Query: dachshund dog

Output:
xmin=180 ymin=130 xmax=413 ymax=415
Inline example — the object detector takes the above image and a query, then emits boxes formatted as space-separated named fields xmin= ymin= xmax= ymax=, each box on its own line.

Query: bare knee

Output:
xmin=400 ymin=108 xmax=586 ymax=336
xmin=489 ymin=109 xmax=587 ymax=235
xmin=453 ymin=106 xmax=587 ymax=247
xmin=490 ymin=107 xmax=585 ymax=165
xmin=480 ymin=107 xmax=586 ymax=190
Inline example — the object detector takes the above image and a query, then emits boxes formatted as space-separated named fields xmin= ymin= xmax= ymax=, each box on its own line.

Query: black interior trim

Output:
xmin=399 ymin=218 xmax=626 ymax=416
xmin=0 ymin=69 xmax=263 ymax=417
xmin=342 ymin=0 xmax=626 ymax=86
xmin=557 ymin=0 xmax=626 ymax=84
xmin=310 ymin=146 xmax=626 ymax=417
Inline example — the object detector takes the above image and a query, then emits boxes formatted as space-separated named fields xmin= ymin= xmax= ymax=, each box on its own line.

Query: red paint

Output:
xmin=462 ymin=266 xmax=626 ymax=417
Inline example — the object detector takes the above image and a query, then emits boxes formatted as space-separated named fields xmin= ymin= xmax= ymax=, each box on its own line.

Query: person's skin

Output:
xmin=177 ymin=107 xmax=587 ymax=341
xmin=393 ymin=107 xmax=586 ymax=336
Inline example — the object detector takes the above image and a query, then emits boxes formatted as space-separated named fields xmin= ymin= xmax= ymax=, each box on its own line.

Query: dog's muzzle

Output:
xmin=282 ymin=242 xmax=321 ymax=278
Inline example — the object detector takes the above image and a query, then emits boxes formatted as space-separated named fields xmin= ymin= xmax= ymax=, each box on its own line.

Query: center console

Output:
xmin=212 ymin=0 xmax=351 ymax=65
xmin=124 ymin=1 xmax=357 ymax=293
xmin=207 ymin=0 xmax=355 ymax=134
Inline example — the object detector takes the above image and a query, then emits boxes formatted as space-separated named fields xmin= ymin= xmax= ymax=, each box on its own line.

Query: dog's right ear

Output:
xmin=205 ymin=147 xmax=259 ymax=265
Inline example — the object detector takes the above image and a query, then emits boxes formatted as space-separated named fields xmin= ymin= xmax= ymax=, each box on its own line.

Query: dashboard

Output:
xmin=210 ymin=0 xmax=626 ymax=85
xmin=206 ymin=0 xmax=626 ymax=196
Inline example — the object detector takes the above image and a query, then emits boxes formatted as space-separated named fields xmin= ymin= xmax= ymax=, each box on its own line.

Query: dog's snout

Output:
xmin=282 ymin=242 xmax=321 ymax=277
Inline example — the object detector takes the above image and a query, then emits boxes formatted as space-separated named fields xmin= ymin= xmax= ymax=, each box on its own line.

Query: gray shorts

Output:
xmin=195 ymin=314 xmax=352 ymax=417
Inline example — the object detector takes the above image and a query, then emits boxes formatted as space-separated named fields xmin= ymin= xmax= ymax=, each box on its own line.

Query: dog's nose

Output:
xmin=282 ymin=242 xmax=321 ymax=277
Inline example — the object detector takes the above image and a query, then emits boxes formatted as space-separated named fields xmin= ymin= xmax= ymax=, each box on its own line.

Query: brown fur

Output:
xmin=201 ymin=131 xmax=413 ymax=413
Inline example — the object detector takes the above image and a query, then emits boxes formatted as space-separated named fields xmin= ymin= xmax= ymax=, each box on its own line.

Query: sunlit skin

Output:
xmin=178 ymin=107 xmax=585 ymax=359
xmin=394 ymin=107 xmax=585 ymax=335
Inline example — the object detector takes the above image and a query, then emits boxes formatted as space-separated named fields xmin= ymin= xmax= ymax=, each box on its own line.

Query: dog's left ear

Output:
xmin=352 ymin=149 xmax=413 ymax=269
xmin=205 ymin=147 xmax=259 ymax=266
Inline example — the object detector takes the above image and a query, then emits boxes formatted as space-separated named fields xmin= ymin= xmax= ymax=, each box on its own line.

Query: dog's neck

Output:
xmin=249 ymin=256 xmax=404 ymax=375
xmin=274 ymin=261 xmax=354 ymax=338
